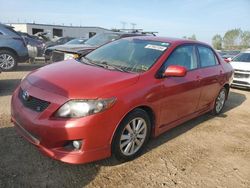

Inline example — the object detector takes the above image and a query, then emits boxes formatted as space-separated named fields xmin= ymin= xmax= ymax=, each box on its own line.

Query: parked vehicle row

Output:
xmin=0 ymin=24 xmax=29 ymax=71
xmin=44 ymin=37 xmax=86 ymax=62
xmin=11 ymin=36 xmax=234 ymax=164
xmin=45 ymin=32 xmax=149 ymax=63
xmin=0 ymin=23 xmax=81 ymax=70
xmin=217 ymin=50 xmax=240 ymax=62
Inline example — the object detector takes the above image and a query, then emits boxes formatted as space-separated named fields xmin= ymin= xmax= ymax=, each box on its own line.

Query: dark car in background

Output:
xmin=44 ymin=38 xmax=87 ymax=62
xmin=51 ymin=32 xmax=148 ymax=63
xmin=0 ymin=24 xmax=29 ymax=71
xmin=44 ymin=36 xmax=74 ymax=61
xmin=217 ymin=50 xmax=240 ymax=62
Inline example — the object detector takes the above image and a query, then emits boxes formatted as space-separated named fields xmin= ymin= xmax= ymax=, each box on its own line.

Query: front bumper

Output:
xmin=232 ymin=69 xmax=250 ymax=89
xmin=52 ymin=51 xmax=65 ymax=62
xmin=11 ymin=83 xmax=121 ymax=164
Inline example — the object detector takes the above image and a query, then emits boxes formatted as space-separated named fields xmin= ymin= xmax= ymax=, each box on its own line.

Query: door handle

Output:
xmin=196 ymin=75 xmax=202 ymax=82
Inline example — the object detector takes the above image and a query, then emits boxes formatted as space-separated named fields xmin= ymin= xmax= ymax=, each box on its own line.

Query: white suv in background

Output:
xmin=230 ymin=50 xmax=250 ymax=89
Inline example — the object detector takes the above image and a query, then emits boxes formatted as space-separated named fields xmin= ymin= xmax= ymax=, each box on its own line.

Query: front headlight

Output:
xmin=54 ymin=98 xmax=116 ymax=118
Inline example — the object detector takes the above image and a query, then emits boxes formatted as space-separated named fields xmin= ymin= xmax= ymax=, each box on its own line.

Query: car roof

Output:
xmin=123 ymin=36 xmax=210 ymax=46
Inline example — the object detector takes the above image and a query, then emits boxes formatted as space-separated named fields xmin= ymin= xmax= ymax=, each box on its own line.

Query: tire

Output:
xmin=112 ymin=109 xmax=151 ymax=161
xmin=212 ymin=87 xmax=227 ymax=115
xmin=0 ymin=50 xmax=17 ymax=71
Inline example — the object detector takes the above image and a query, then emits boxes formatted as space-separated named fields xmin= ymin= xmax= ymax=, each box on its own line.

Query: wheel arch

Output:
xmin=110 ymin=104 xmax=156 ymax=146
xmin=223 ymin=83 xmax=230 ymax=99
xmin=0 ymin=47 xmax=18 ymax=60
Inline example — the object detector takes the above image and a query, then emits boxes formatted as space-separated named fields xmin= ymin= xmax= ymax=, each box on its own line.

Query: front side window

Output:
xmin=198 ymin=46 xmax=218 ymax=67
xmin=163 ymin=45 xmax=198 ymax=70
xmin=84 ymin=38 xmax=169 ymax=73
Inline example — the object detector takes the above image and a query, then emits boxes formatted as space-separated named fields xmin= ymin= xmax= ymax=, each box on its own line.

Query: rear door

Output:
xmin=159 ymin=44 xmax=202 ymax=127
xmin=196 ymin=45 xmax=223 ymax=110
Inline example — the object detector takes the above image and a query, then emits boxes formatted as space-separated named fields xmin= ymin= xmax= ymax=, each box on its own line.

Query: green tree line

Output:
xmin=212 ymin=29 xmax=250 ymax=50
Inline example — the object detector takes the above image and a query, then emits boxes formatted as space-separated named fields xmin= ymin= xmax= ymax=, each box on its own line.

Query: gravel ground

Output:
xmin=0 ymin=63 xmax=250 ymax=188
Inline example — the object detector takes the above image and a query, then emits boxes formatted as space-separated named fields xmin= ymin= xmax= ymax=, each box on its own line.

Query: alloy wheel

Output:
xmin=215 ymin=89 xmax=226 ymax=113
xmin=0 ymin=54 xmax=15 ymax=70
xmin=119 ymin=117 xmax=147 ymax=156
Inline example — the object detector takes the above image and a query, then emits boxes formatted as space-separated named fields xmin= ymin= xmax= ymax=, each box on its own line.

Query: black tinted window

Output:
xmin=233 ymin=53 xmax=250 ymax=62
xmin=198 ymin=46 xmax=218 ymax=67
xmin=163 ymin=45 xmax=198 ymax=70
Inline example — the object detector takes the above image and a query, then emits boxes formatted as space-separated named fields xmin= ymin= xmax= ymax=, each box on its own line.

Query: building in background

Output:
xmin=7 ymin=23 xmax=111 ymax=39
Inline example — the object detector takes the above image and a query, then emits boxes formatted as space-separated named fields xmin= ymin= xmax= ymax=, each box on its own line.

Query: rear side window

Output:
xmin=197 ymin=46 xmax=218 ymax=67
xmin=163 ymin=45 xmax=198 ymax=70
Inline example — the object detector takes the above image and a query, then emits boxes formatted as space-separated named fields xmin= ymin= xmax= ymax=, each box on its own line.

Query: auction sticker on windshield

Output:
xmin=145 ymin=44 xmax=167 ymax=51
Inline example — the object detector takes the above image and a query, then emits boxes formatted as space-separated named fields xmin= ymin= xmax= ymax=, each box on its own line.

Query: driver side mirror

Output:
xmin=164 ymin=65 xmax=187 ymax=77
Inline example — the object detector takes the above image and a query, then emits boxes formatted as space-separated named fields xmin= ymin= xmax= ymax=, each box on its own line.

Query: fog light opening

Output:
xmin=72 ymin=140 xmax=82 ymax=150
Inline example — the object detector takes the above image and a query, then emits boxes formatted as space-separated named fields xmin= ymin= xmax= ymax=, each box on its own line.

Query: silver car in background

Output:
xmin=230 ymin=50 xmax=250 ymax=89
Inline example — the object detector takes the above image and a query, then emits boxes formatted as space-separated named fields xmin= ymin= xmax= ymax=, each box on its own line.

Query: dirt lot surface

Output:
xmin=0 ymin=63 xmax=250 ymax=188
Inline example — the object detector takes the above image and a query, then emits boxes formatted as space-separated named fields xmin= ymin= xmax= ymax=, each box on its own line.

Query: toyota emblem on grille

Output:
xmin=22 ymin=90 xmax=30 ymax=101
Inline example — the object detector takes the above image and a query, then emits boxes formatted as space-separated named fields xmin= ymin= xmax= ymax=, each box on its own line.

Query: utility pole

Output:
xmin=131 ymin=23 xmax=136 ymax=31
xmin=121 ymin=21 xmax=127 ymax=30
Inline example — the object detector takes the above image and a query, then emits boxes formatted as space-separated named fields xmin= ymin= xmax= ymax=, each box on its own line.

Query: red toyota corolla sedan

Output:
xmin=11 ymin=36 xmax=233 ymax=164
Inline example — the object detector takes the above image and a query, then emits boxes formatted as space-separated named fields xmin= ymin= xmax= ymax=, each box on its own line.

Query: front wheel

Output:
xmin=0 ymin=50 xmax=17 ymax=71
xmin=212 ymin=87 xmax=227 ymax=115
xmin=112 ymin=109 xmax=151 ymax=161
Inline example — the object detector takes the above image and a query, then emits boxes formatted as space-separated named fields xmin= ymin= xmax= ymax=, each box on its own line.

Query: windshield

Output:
xmin=66 ymin=38 xmax=86 ymax=45
xmin=84 ymin=33 xmax=120 ymax=46
xmin=84 ymin=38 xmax=169 ymax=73
xmin=233 ymin=53 xmax=250 ymax=62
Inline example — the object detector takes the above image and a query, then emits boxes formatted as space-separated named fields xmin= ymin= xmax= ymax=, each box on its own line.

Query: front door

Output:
xmin=159 ymin=45 xmax=202 ymax=128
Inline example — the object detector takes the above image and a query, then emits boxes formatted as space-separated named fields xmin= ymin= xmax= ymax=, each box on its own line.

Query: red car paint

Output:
xmin=11 ymin=37 xmax=233 ymax=164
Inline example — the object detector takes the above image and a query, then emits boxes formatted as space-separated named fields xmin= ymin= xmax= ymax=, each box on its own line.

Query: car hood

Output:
xmin=54 ymin=44 xmax=96 ymax=54
xmin=26 ymin=59 xmax=139 ymax=99
xmin=230 ymin=61 xmax=250 ymax=71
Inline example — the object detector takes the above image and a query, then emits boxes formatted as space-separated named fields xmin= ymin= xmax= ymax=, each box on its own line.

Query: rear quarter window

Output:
xmin=197 ymin=46 xmax=218 ymax=67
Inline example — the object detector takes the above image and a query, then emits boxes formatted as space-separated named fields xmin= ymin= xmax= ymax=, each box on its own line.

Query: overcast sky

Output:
xmin=0 ymin=0 xmax=250 ymax=43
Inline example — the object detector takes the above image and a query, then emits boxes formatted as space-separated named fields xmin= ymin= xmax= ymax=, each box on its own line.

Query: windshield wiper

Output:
xmin=97 ymin=61 xmax=131 ymax=73
xmin=81 ymin=58 xmax=130 ymax=73
xmin=81 ymin=57 xmax=107 ymax=68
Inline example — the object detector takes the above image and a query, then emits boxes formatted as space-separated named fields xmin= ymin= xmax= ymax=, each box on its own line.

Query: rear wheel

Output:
xmin=212 ymin=87 xmax=227 ymax=115
xmin=0 ymin=50 xmax=17 ymax=71
xmin=112 ymin=109 xmax=151 ymax=161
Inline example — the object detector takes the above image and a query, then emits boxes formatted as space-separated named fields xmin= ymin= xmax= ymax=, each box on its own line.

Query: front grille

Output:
xmin=234 ymin=69 xmax=250 ymax=73
xmin=234 ymin=73 xmax=250 ymax=79
xmin=19 ymin=88 xmax=50 ymax=112
xmin=232 ymin=80 xmax=250 ymax=85
xmin=52 ymin=51 xmax=65 ymax=62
